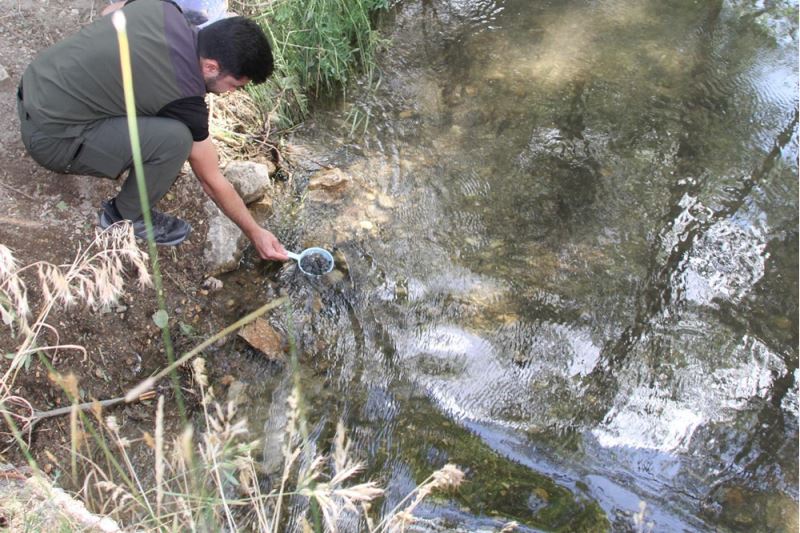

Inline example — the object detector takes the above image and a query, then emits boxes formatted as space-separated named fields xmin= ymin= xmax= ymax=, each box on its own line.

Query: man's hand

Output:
xmin=189 ymin=138 xmax=289 ymax=263
xmin=251 ymin=227 xmax=288 ymax=261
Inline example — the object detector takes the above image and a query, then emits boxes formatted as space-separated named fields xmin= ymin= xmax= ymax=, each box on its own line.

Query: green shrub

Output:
xmin=238 ymin=0 xmax=388 ymax=128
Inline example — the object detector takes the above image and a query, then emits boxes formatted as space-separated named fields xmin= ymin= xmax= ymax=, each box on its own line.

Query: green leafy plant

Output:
xmin=235 ymin=0 xmax=389 ymax=128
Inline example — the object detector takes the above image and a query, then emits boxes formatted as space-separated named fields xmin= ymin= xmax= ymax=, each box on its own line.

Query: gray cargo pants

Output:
xmin=17 ymin=90 xmax=193 ymax=220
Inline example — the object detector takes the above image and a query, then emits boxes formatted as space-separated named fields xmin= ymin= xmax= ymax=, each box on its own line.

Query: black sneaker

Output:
xmin=98 ymin=199 xmax=191 ymax=246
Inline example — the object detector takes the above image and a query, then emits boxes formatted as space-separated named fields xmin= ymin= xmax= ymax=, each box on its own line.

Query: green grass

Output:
xmin=237 ymin=0 xmax=389 ymax=128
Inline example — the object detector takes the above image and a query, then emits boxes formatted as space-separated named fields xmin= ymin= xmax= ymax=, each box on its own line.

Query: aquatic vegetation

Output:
xmin=364 ymin=395 xmax=609 ymax=531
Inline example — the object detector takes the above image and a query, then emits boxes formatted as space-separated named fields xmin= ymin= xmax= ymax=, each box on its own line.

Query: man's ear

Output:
xmin=200 ymin=58 xmax=220 ymax=77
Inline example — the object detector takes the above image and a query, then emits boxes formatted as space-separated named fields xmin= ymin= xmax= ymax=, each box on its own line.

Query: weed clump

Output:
xmin=233 ymin=0 xmax=388 ymax=128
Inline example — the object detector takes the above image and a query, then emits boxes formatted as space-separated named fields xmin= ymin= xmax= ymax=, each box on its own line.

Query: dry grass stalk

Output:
xmin=155 ymin=395 xmax=165 ymax=517
xmin=1 ymin=224 xmax=150 ymax=388
xmin=272 ymin=383 xmax=303 ymax=533
xmin=203 ymin=404 xmax=246 ymax=529
xmin=208 ymin=90 xmax=274 ymax=164
xmin=278 ymin=409 xmax=385 ymax=532
xmin=70 ymin=393 xmax=79 ymax=481
xmin=104 ymin=414 xmax=158 ymax=523
xmin=380 ymin=463 xmax=465 ymax=533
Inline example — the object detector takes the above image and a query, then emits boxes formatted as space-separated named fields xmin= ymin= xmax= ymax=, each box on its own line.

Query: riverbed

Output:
xmin=222 ymin=0 xmax=798 ymax=530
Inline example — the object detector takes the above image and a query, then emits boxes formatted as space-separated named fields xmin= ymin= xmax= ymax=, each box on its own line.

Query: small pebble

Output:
xmin=202 ymin=276 xmax=223 ymax=291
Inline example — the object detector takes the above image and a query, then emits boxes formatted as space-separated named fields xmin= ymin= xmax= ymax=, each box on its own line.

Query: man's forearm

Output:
xmin=189 ymin=138 xmax=259 ymax=237
xmin=189 ymin=138 xmax=288 ymax=261
xmin=199 ymin=173 xmax=261 ymax=237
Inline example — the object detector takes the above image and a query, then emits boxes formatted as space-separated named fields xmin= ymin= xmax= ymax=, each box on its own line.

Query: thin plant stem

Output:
xmin=70 ymin=400 xmax=78 ymax=482
xmin=23 ymin=392 xmax=155 ymax=426
xmin=108 ymin=422 xmax=159 ymax=524
xmin=35 ymin=352 xmax=158 ymax=524
xmin=125 ymin=296 xmax=288 ymax=402
xmin=1 ymin=410 xmax=40 ymax=472
xmin=198 ymin=382 xmax=236 ymax=531
xmin=155 ymin=395 xmax=165 ymax=518
xmin=111 ymin=11 xmax=186 ymax=423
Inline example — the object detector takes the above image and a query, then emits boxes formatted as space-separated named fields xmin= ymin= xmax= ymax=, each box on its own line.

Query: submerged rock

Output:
xmin=307 ymin=167 xmax=353 ymax=203
xmin=308 ymin=167 xmax=352 ymax=191
xmin=225 ymin=380 xmax=248 ymax=408
xmin=223 ymin=161 xmax=276 ymax=204
xmin=259 ymin=375 xmax=294 ymax=475
xmin=238 ymin=317 xmax=286 ymax=362
xmin=202 ymin=276 xmax=224 ymax=291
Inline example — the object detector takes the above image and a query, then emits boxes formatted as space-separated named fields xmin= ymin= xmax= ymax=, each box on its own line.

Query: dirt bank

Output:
xmin=0 ymin=0 xmax=283 ymax=481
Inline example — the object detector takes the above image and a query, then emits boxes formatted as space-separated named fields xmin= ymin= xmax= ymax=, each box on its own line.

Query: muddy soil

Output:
xmin=0 ymin=0 xmax=282 ymax=483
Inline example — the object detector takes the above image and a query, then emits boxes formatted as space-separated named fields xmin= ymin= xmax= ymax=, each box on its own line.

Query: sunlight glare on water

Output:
xmin=225 ymin=0 xmax=799 ymax=530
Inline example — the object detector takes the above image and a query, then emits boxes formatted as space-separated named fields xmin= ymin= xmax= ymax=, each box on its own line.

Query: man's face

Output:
xmin=204 ymin=72 xmax=250 ymax=94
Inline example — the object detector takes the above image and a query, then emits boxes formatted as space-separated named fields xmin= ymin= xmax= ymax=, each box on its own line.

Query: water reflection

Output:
xmin=225 ymin=0 xmax=799 ymax=530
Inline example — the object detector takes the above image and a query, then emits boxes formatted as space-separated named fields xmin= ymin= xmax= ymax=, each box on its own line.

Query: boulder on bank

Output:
xmin=202 ymin=199 xmax=247 ymax=276
xmin=0 ymin=465 xmax=122 ymax=532
xmin=199 ymin=161 xmax=279 ymax=275
xmin=223 ymin=161 xmax=276 ymax=204
xmin=307 ymin=167 xmax=352 ymax=203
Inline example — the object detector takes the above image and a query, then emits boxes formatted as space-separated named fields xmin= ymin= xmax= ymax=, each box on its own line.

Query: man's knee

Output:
xmin=148 ymin=119 xmax=193 ymax=164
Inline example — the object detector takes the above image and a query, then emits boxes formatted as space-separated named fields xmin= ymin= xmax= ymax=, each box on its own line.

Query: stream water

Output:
xmin=222 ymin=0 xmax=798 ymax=530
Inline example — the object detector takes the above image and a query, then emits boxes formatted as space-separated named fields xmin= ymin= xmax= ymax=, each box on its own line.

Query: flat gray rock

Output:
xmin=202 ymin=199 xmax=246 ymax=275
xmin=223 ymin=160 xmax=275 ymax=204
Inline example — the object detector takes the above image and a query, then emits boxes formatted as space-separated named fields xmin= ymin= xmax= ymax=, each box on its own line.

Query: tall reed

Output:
xmin=111 ymin=11 xmax=185 ymax=419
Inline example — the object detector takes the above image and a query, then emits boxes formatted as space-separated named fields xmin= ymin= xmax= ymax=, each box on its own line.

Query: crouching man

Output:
xmin=17 ymin=0 xmax=288 ymax=261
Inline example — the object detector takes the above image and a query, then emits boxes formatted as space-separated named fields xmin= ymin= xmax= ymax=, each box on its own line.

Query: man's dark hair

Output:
xmin=197 ymin=17 xmax=273 ymax=84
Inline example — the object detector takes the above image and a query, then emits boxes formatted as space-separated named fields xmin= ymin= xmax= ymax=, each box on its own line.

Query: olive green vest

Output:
xmin=21 ymin=0 xmax=205 ymax=137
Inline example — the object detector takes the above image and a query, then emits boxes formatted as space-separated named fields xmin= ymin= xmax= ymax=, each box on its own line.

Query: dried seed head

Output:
xmin=95 ymin=480 xmax=134 ymax=507
xmin=142 ymin=431 xmax=155 ymax=449
xmin=48 ymin=372 xmax=79 ymax=400
xmin=389 ymin=510 xmax=416 ymax=531
xmin=333 ymin=482 xmax=384 ymax=506
xmin=430 ymin=463 xmax=464 ymax=490
xmin=0 ymin=245 xmax=17 ymax=278
xmin=89 ymin=400 xmax=103 ymax=422
xmin=106 ymin=416 xmax=120 ymax=432
xmin=177 ymin=425 xmax=194 ymax=462
xmin=2 ymin=224 xmax=151 ymax=347
xmin=192 ymin=357 xmax=208 ymax=387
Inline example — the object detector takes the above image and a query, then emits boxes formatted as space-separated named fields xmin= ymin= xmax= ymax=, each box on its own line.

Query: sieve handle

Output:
xmin=287 ymin=251 xmax=301 ymax=262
